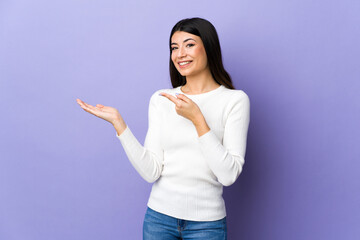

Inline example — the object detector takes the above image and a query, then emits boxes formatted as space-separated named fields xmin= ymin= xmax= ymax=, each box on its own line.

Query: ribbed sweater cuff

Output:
xmin=116 ymin=125 xmax=130 ymax=140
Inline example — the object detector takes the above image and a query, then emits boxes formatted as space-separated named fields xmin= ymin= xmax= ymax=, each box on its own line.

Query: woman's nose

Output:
xmin=178 ymin=46 xmax=186 ymax=58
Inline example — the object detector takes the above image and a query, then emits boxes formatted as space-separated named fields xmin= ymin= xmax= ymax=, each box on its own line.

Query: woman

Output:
xmin=77 ymin=17 xmax=250 ymax=240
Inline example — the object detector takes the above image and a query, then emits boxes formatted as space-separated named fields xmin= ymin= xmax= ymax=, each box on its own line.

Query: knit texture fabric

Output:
xmin=116 ymin=85 xmax=250 ymax=221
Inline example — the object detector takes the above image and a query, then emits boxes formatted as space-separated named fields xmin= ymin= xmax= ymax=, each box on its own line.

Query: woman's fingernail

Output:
xmin=159 ymin=93 xmax=163 ymax=96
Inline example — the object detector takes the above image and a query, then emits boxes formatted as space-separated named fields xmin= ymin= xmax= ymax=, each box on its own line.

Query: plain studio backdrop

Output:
xmin=0 ymin=0 xmax=359 ymax=239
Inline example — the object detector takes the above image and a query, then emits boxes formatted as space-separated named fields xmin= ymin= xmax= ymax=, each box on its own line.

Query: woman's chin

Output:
xmin=178 ymin=69 xmax=193 ymax=77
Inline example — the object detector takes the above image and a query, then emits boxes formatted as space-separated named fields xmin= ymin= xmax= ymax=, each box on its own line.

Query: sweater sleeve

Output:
xmin=115 ymin=91 xmax=164 ymax=183
xmin=198 ymin=91 xmax=250 ymax=186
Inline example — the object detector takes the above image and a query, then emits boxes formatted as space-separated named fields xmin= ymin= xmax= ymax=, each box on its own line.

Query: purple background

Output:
xmin=1 ymin=0 xmax=359 ymax=239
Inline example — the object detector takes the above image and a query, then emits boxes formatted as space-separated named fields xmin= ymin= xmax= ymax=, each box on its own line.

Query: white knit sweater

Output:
xmin=116 ymin=85 xmax=250 ymax=221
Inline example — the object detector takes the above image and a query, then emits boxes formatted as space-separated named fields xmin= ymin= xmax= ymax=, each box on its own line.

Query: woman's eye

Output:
xmin=171 ymin=44 xmax=194 ymax=51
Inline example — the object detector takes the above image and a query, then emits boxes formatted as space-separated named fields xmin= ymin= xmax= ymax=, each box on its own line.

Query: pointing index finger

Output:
xmin=159 ymin=92 xmax=180 ymax=105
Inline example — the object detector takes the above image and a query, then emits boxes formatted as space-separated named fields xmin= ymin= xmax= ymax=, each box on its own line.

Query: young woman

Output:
xmin=77 ymin=17 xmax=250 ymax=240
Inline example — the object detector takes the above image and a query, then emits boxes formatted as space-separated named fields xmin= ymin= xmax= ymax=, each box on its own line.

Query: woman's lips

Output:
xmin=179 ymin=61 xmax=192 ymax=69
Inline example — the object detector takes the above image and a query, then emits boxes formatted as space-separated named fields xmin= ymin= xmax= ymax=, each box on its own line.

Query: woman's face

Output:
xmin=171 ymin=31 xmax=209 ymax=77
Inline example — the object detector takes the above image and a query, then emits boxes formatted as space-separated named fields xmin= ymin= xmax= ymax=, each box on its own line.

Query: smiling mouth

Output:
xmin=178 ymin=61 xmax=192 ymax=68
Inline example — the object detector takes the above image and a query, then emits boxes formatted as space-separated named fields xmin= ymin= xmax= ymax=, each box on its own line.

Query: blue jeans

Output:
xmin=143 ymin=207 xmax=227 ymax=240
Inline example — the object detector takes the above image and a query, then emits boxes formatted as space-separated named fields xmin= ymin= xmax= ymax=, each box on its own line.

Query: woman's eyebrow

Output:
xmin=171 ymin=38 xmax=196 ymax=46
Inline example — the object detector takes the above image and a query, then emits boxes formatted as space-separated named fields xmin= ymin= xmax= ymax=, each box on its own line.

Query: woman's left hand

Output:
xmin=160 ymin=92 xmax=203 ymax=124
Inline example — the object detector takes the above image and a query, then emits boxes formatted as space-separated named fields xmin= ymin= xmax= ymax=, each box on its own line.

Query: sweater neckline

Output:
xmin=177 ymin=85 xmax=225 ymax=97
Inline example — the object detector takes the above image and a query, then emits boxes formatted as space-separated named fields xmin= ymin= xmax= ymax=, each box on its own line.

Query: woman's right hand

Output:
xmin=76 ymin=98 xmax=124 ymax=126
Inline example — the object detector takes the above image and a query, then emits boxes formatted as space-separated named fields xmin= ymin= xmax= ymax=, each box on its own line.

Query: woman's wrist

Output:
xmin=112 ymin=118 xmax=127 ymax=136
xmin=192 ymin=114 xmax=210 ymax=137
xmin=192 ymin=112 xmax=204 ymax=126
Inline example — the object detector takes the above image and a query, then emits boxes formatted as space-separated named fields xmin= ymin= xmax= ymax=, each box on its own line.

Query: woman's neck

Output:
xmin=181 ymin=69 xmax=220 ymax=94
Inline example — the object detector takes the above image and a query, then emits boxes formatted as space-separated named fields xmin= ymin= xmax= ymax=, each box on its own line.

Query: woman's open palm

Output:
xmin=76 ymin=98 xmax=122 ymax=125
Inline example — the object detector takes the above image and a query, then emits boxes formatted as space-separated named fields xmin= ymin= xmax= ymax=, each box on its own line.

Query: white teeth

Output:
xmin=179 ymin=61 xmax=191 ymax=66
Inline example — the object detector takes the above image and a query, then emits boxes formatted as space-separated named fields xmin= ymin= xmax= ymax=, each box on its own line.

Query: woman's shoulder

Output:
xmin=220 ymin=88 xmax=250 ymax=117
xmin=221 ymin=87 xmax=250 ymax=103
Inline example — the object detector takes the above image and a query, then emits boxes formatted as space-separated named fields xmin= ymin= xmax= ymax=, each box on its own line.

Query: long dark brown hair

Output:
xmin=169 ymin=17 xmax=235 ymax=89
